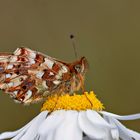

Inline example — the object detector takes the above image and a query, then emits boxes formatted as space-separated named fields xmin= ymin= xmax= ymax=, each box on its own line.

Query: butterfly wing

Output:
xmin=0 ymin=48 xmax=69 ymax=104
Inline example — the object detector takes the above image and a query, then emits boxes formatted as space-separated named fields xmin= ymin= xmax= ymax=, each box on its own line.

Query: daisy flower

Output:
xmin=0 ymin=91 xmax=140 ymax=140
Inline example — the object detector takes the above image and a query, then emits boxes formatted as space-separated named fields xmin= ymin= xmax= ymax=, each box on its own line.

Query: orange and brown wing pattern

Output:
xmin=0 ymin=48 xmax=70 ymax=104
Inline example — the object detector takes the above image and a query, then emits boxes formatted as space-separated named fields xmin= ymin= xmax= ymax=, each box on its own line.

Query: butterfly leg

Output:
xmin=77 ymin=74 xmax=85 ymax=93
xmin=78 ymin=74 xmax=94 ymax=107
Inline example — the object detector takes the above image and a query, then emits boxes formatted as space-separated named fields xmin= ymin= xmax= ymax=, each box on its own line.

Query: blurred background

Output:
xmin=0 ymin=0 xmax=140 ymax=132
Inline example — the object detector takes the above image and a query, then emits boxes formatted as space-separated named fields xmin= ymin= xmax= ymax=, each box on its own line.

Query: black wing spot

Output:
xmin=22 ymin=85 xmax=27 ymax=90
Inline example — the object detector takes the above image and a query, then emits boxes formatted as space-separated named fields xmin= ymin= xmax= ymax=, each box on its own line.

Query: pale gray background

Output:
xmin=0 ymin=0 xmax=140 ymax=132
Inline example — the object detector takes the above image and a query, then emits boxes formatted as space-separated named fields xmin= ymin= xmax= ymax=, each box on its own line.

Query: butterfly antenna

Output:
xmin=70 ymin=34 xmax=78 ymax=59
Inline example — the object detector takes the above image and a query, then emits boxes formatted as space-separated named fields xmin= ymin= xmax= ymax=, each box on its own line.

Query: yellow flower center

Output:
xmin=41 ymin=91 xmax=104 ymax=112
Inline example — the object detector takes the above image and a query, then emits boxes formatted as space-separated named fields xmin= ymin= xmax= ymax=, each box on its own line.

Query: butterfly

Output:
xmin=0 ymin=48 xmax=88 ymax=104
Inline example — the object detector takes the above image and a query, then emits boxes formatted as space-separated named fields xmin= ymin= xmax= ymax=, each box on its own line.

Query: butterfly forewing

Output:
xmin=0 ymin=48 xmax=69 ymax=104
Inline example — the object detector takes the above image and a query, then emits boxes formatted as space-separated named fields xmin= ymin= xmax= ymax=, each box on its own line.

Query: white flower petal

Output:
xmin=38 ymin=110 xmax=66 ymax=138
xmin=112 ymin=118 xmax=140 ymax=140
xmin=103 ymin=115 xmax=120 ymax=139
xmin=104 ymin=116 xmax=134 ymax=140
xmin=82 ymin=136 xmax=91 ymax=140
xmin=111 ymin=128 xmax=120 ymax=140
xmin=128 ymin=129 xmax=140 ymax=140
xmin=87 ymin=110 xmax=120 ymax=140
xmin=78 ymin=111 xmax=112 ymax=140
xmin=1 ymin=109 xmax=140 ymax=140
xmin=86 ymin=110 xmax=111 ymax=128
xmin=38 ymin=132 xmax=54 ymax=140
xmin=45 ymin=132 xmax=54 ymax=140
xmin=54 ymin=111 xmax=82 ymax=140
xmin=0 ymin=130 xmax=21 ymax=140
xmin=17 ymin=111 xmax=48 ymax=140
xmin=100 ymin=111 xmax=140 ymax=120
xmin=11 ymin=130 xmax=27 ymax=140
xmin=102 ymin=111 xmax=140 ymax=139
xmin=0 ymin=111 xmax=47 ymax=140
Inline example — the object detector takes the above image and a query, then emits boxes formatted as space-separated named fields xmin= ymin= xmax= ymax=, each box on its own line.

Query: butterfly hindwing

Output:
xmin=0 ymin=48 xmax=69 ymax=104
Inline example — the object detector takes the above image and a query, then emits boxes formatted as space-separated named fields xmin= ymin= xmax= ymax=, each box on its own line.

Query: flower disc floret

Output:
xmin=41 ymin=91 xmax=104 ymax=112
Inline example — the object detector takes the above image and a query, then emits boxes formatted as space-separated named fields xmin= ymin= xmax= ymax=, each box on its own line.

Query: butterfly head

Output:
xmin=73 ymin=56 xmax=88 ymax=76
xmin=69 ymin=56 xmax=88 ymax=92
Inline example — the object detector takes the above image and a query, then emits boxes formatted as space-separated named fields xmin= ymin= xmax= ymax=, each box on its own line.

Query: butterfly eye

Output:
xmin=74 ymin=64 xmax=81 ymax=73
